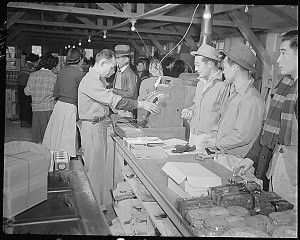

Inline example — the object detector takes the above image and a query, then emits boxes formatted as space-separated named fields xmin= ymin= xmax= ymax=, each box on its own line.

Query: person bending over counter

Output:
xmin=77 ymin=49 xmax=159 ymax=206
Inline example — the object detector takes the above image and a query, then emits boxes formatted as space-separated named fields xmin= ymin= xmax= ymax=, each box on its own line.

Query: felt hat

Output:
xmin=224 ymin=41 xmax=257 ymax=72
xmin=191 ymin=43 xmax=220 ymax=61
xmin=115 ymin=45 xmax=131 ymax=58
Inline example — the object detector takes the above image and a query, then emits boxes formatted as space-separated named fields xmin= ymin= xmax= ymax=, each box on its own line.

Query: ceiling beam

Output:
xmin=7 ymin=28 xmax=23 ymax=43
xmin=137 ymin=4 xmax=145 ymax=14
xmin=7 ymin=11 xmax=26 ymax=29
xmin=128 ymin=39 xmax=143 ymax=54
xmin=147 ymin=34 xmax=165 ymax=54
xmin=13 ymin=19 xmax=186 ymax=36
xmin=184 ymin=35 xmax=198 ymax=50
xmin=76 ymin=17 xmax=98 ymax=28
xmin=228 ymin=11 xmax=272 ymax=69
xmin=7 ymin=2 xmax=237 ymax=27
xmin=263 ymin=5 xmax=298 ymax=26
xmin=213 ymin=4 xmax=245 ymax=14
xmin=57 ymin=13 xmax=69 ymax=22
xmin=96 ymin=3 xmax=121 ymax=12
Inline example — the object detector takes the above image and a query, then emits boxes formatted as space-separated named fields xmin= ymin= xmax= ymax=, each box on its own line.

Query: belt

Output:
xmin=81 ymin=116 xmax=106 ymax=124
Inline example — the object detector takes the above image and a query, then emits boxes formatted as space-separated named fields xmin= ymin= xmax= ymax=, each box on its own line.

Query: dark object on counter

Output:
xmin=205 ymin=148 xmax=215 ymax=155
xmin=172 ymin=144 xmax=196 ymax=153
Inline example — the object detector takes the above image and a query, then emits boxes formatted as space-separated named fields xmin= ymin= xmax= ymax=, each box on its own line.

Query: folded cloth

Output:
xmin=131 ymin=145 xmax=169 ymax=159
xmin=214 ymin=154 xmax=263 ymax=187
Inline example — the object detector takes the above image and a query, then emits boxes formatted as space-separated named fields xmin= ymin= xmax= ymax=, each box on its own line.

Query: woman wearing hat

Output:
xmin=138 ymin=59 xmax=164 ymax=100
xmin=42 ymin=48 xmax=86 ymax=157
xmin=24 ymin=54 xmax=57 ymax=144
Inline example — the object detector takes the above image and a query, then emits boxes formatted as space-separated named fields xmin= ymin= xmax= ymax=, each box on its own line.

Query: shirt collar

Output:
xmin=234 ymin=78 xmax=253 ymax=96
xmin=89 ymin=67 xmax=101 ymax=79
xmin=119 ymin=64 xmax=128 ymax=73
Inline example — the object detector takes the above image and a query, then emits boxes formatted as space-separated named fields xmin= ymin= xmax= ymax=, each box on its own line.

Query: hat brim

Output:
xmin=116 ymin=53 xmax=132 ymax=58
xmin=224 ymin=51 xmax=257 ymax=73
xmin=191 ymin=51 xmax=220 ymax=61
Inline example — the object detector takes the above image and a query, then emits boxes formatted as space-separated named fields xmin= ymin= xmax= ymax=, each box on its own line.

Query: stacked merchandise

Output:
xmin=175 ymin=181 xmax=296 ymax=237
xmin=3 ymin=141 xmax=51 ymax=218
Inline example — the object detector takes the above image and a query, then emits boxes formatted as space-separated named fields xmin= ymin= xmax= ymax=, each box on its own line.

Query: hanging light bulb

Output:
xmin=245 ymin=5 xmax=248 ymax=12
xmin=68 ymin=44 xmax=71 ymax=48
xmin=130 ymin=19 xmax=136 ymax=31
xmin=64 ymin=46 xmax=67 ymax=49
xmin=203 ymin=7 xmax=211 ymax=20
xmin=103 ymin=30 xmax=107 ymax=39
xmin=79 ymin=39 xmax=82 ymax=46
xmin=73 ymin=45 xmax=75 ymax=48
xmin=88 ymin=36 xmax=91 ymax=42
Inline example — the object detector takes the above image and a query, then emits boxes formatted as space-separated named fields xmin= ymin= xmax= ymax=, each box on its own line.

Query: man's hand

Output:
xmin=203 ymin=137 xmax=217 ymax=150
xmin=181 ymin=108 xmax=193 ymax=119
xmin=138 ymin=101 xmax=160 ymax=115
xmin=233 ymin=158 xmax=254 ymax=175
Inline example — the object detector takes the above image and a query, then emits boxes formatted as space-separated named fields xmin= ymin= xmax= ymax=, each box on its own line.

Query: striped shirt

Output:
xmin=24 ymin=68 xmax=57 ymax=111
xmin=18 ymin=61 xmax=37 ymax=86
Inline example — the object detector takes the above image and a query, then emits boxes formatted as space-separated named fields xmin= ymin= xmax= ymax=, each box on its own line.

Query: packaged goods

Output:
xmin=227 ymin=206 xmax=250 ymax=217
xmin=208 ymin=206 xmax=230 ymax=217
xmin=221 ymin=227 xmax=271 ymax=237
xmin=225 ymin=216 xmax=248 ymax=228
xmin=272 ymin=225 xmax=297 ymax=238
xmin=3 ymin=141 xmax=50 ymax=218
xmin=202 ymin=216 xmax=228 ymax=236
xmin=268 ymin=210 xmax=296 ymax=227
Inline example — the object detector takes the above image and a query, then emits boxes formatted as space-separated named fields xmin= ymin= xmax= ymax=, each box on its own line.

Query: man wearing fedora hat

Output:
xmin=78 ymin=49 xmax=159 ymax=206
xmin=234 ymin=30 xmax=298 ymax=199
xmin=112 ymin=44 xmax=137 ymax=118
xmin=204 ymin=41 xmax=264 ymax=159
xmin=181 ymin=43 xmax=229 ymax=152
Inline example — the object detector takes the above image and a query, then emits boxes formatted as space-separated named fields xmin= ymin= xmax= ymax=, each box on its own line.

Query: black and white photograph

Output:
xmin=4 ymin=3 xmax=298 ymax=238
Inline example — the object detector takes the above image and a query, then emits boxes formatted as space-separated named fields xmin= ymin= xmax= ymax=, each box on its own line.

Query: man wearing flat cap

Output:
xmin=204 ymin=41 xmax=264 ymax=160
xmin=112 ymin=44 xmax=137 ymax=118
xmin=181 ymin=43 xmax=229 ymax=152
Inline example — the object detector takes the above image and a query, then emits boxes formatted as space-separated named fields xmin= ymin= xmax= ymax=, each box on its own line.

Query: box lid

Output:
xmin=162 ymin=162 xmax=221 ymax=188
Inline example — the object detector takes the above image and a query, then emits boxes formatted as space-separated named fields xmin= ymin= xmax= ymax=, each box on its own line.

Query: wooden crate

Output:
xmin=137 ymin=77 xmax=184 ymax=128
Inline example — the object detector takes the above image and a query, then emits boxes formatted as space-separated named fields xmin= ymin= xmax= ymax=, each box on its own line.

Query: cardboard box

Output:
xmin=3 ymin=177 xmax=48 ymax=218
xmin=4 ymin=151 xmax=49 ymax=190
xmin=3 ymin=141 xmax=51 ymax=218
xmin=162 ymin=162 xmax=221 ymax=196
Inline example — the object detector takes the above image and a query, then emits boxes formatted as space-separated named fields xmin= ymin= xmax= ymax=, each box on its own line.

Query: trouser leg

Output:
xmin=255 ymin=146 xmax=273 ymax=191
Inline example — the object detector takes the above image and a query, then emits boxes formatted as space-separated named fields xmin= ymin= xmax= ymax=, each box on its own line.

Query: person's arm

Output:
xmin=215 ymin=97 xmax=264 ymax=151
xmin=53 ymin=78 xmax=59 ymax=99
xmin=24 ymin=75 xmax=33 ymax=96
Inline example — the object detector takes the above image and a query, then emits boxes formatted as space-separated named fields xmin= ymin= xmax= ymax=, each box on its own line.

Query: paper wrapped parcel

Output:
xmin=3 ymin=141 xmax=51 ymax=218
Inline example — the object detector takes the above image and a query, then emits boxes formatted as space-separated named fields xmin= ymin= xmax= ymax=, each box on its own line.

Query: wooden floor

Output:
xmin=5 ymin=118 xmax=33 ymax=143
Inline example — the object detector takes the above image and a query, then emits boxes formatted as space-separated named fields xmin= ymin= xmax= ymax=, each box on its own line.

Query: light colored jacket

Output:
xmin=189 ymin=73 xmax=229 ymax=134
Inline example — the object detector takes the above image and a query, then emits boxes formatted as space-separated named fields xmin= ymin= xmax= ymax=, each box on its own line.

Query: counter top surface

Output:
xmin=112 ymin=135 xmax=242 ymax=236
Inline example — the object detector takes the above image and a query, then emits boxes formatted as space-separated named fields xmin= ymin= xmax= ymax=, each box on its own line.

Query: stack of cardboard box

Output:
xmin=3 ymin=141 xmax=51 ymax=218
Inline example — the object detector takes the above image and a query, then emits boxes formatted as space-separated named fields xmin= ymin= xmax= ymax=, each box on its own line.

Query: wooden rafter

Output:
xmin=128 ymin=39 xmax=143 ymax=54
xmin=147 ymin=34 xmax=165 ymax=53
xmin=7 ymin=11 xmax=26 ymax=29
xmin=263 ymin=5 xmax=298 ymax=26
xmin=228 ymin=11 xmax=272 ymax=69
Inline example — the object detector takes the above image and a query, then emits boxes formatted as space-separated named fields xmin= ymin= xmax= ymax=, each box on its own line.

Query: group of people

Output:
xmin=18 ymin=29 xmax=297 ymax=207
xmin=181 ymin=30 xmax=297 ymax=206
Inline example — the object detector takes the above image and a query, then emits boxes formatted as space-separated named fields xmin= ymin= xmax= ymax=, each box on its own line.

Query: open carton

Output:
xmin=162 ymin=162 xmax=222 ymax=197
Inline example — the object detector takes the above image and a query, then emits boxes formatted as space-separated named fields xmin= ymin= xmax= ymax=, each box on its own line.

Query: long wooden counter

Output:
xmin=112 ymin=135 xmax=243 ymax=236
